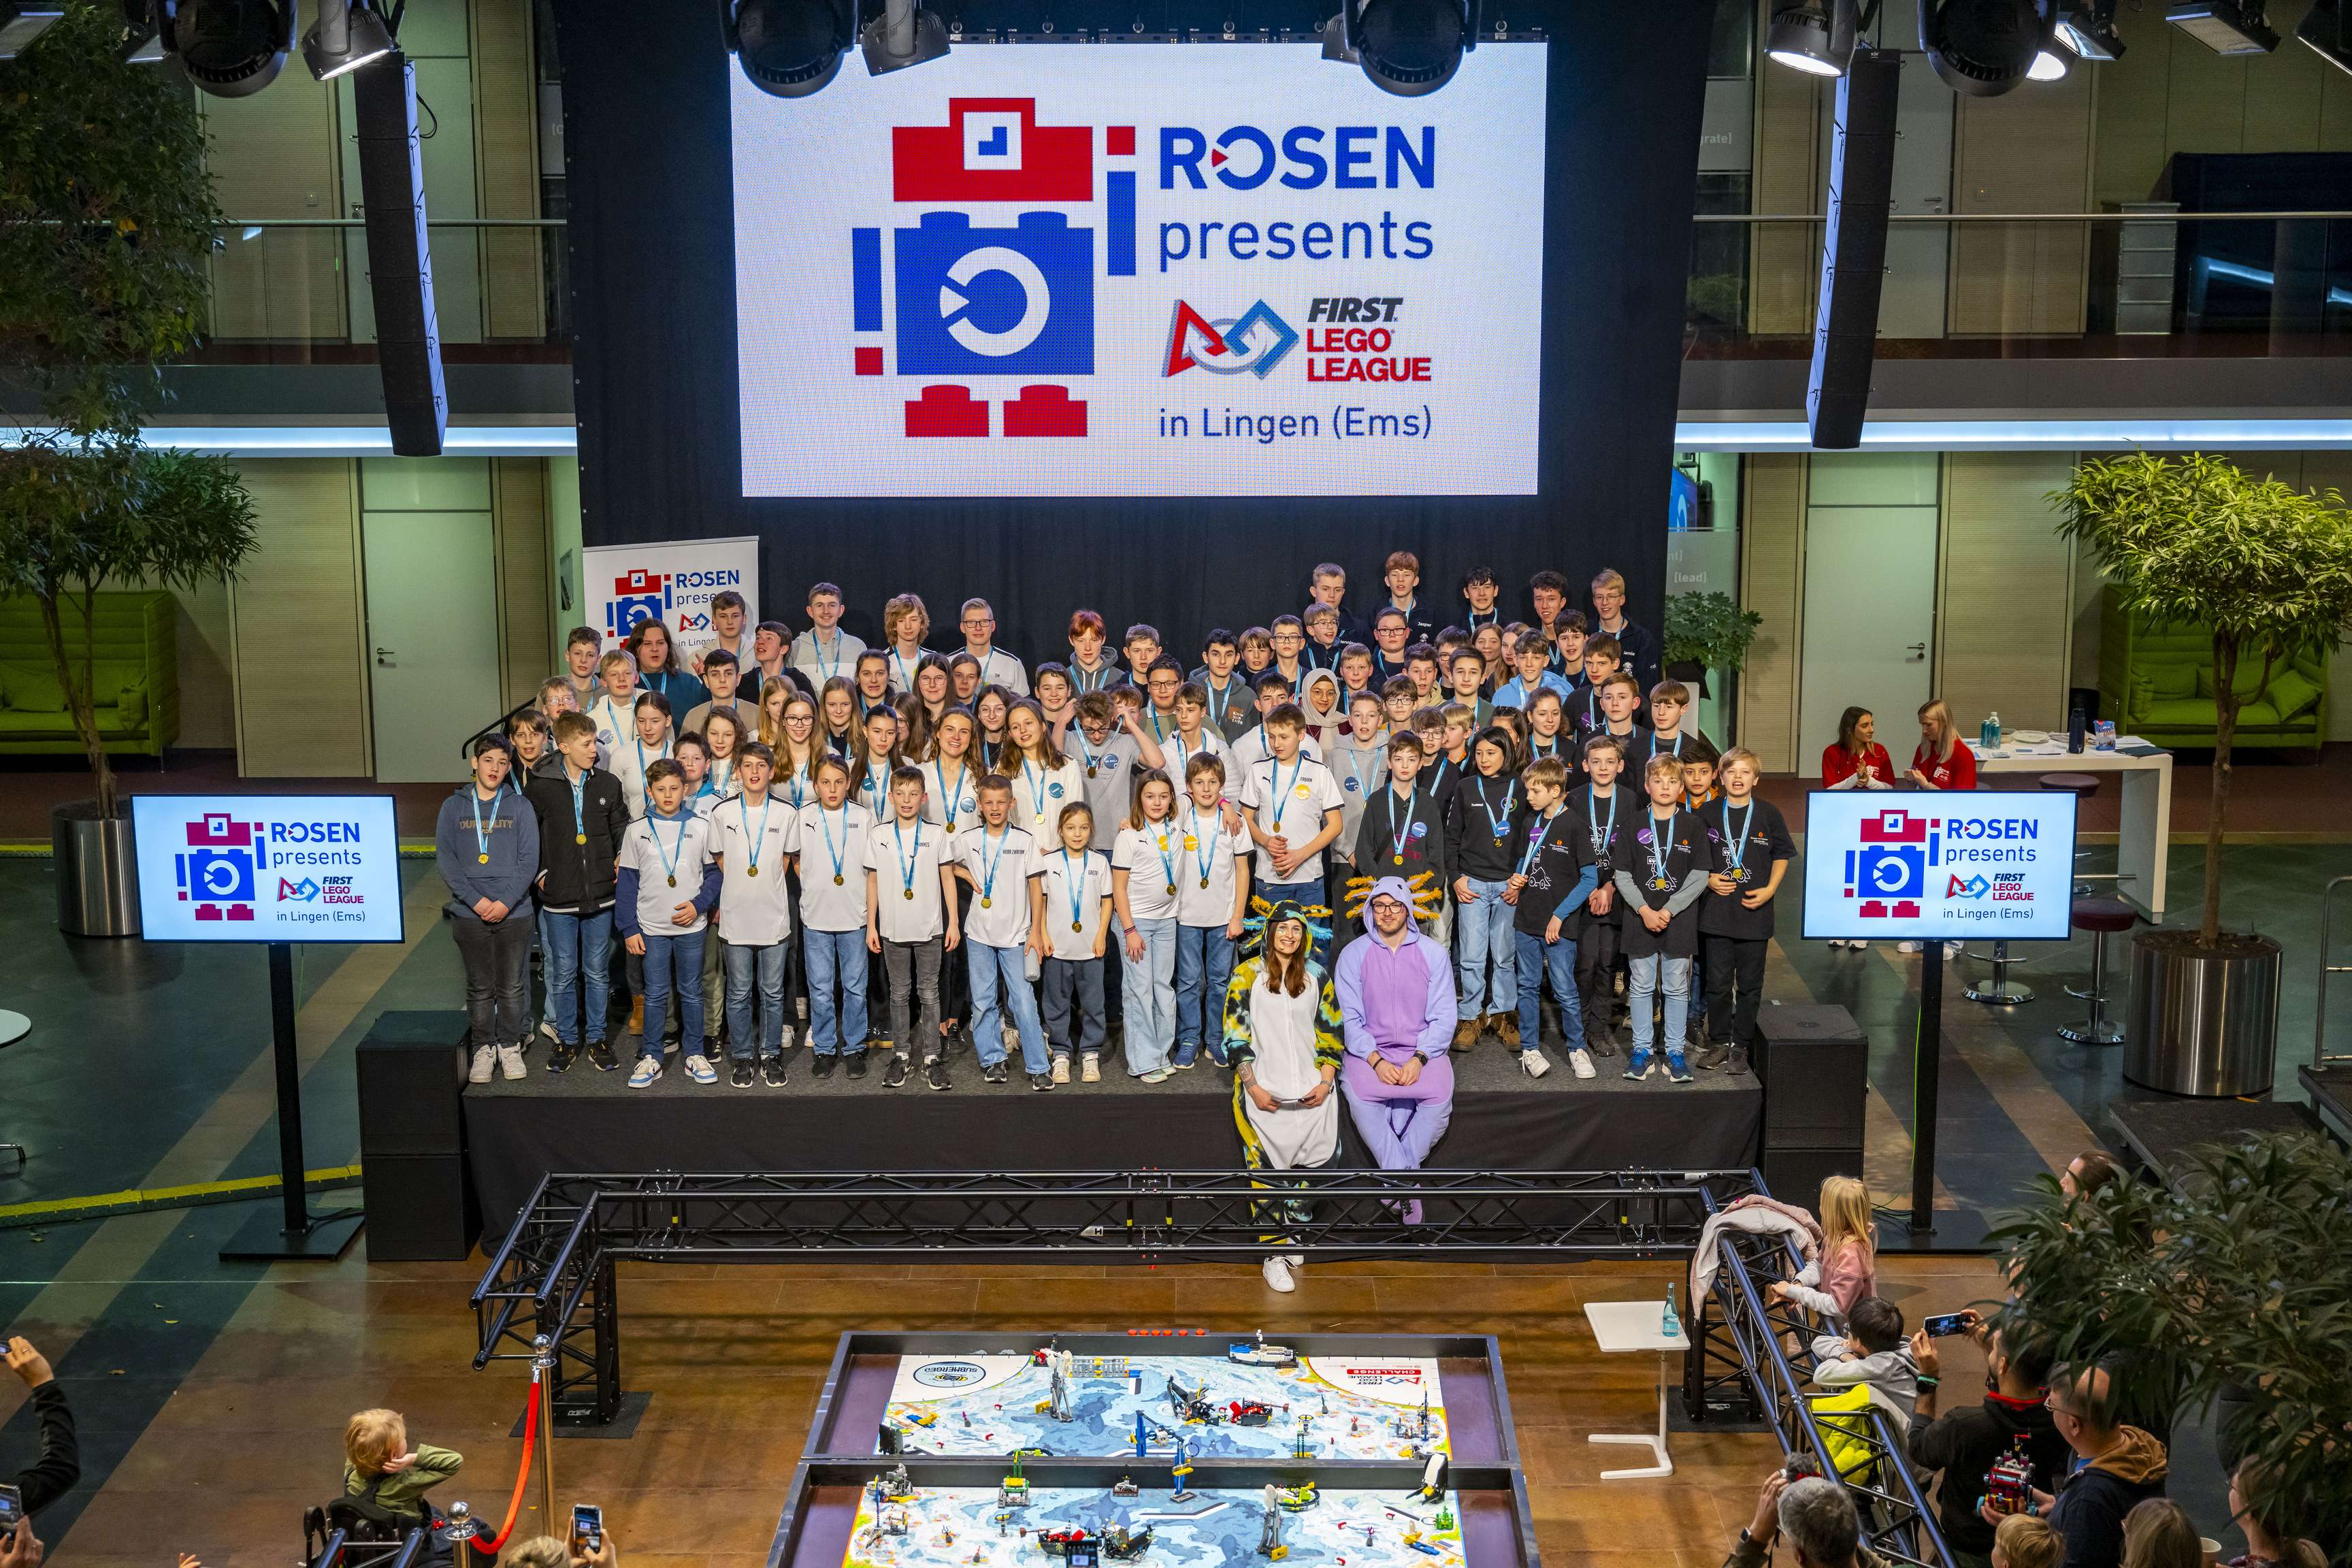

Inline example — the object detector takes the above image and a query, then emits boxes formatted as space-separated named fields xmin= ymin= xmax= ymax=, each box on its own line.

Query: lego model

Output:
xmin=1985 ymin=1435 xmax=2036 ymax=1514
xmin=1169 ymin=1439 xmax=1195 ymax=1501
xmin=1000 ymin=1456 xmax=1032 ymax=1508
xmin=1112 ymin=1476 xmax=1140 ymax=1498
xmin=1228 ymin=1400 xmax=1275 ymax=1428
xmin=1276 ymin=1483 xmax=1320 ymax=1512
xmin=1166 ymin=1375 xmax=1221 ymax=1425
xmin=1228 ymin=1333 xmax=1298 ymax=1369
xmin=1410 ymin=1454 xmax=1448 ymax=1505
xmin=1431 ymin=1505 xmax=1454 ymax=1532
xmin=1291 ymin=1417 xmax=1315 ymax=1462
xmin=1037 ymin=1350 xmax=1075 ymax=1423
xmin=1258 ymin=1485 xmax=1287 ymax=1560
xmin=1390 ymin=1390 xmax=1433 ymax=1441
xmin=882 ymin=1465 xmax=917 ymax=1501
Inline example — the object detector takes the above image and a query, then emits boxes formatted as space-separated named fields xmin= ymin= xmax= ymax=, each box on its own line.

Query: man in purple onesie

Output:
xmin=1333 ymin=877 xmax=1458 ymax=1222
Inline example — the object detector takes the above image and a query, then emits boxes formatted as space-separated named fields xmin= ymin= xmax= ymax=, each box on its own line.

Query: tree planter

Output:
xmin=2123 ymin=928 xmax=2280 ymax=1097
xmin=51 ymin=800 xmax=140 ymax=938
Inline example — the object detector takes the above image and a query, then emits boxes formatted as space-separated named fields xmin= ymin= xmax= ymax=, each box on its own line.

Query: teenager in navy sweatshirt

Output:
xmin=437 ymin=734 xmax=540 ymax=1083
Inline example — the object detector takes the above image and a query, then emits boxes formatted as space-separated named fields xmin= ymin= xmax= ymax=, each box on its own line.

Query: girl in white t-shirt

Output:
xmin=1111 ymin=768 xmax=1184 ymax=1082
xmin=851 ymin=704 xmax=904 ymax=820
xmin=1034 ymin=800 xmax=1113 ymax=1083
xmin=762 ymin=687 xmax=822 ymax=811
xmin=1172 ymin=753 xmax=1252 ymax=1069
xmin=1004 ymin=698 xmax=1085 ymax=845
xmin=700 ymin=707 xmax=745 ymax=802
xmin=818 ymin=676 xmax=864 ymax=763
xmin=973 ymin=684 xmax=1012 ymax=774
xmin=796 ymin=757 xmax=874 ymax=1074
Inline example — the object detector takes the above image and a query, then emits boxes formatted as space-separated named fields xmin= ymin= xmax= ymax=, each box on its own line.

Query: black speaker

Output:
xmin=1806 ymin=47 xmax=1900 ymax=450
xmin=1756 ymin=1001 xmax=1868 ymax=1149
xmin=358 ymin=1011 xmax=478 ymax=1259
xmin=1762 ymin=1144 xmax=1867 ymax=1206
xmin=353 ymin=55 xmax=447 ymax=458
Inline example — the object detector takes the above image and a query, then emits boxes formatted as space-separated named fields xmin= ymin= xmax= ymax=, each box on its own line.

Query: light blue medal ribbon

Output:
xmin=1341 ymin=744 xmax=1379 ymax=798
xmin=1516 ymin=815 xmax=1550 ymax=878
xmin=1725 ymin=800 xmax=1753 ymax=882
xmin=819 ymin=805 xmax=849 ymax=886
xmin=1060 ymin=849 xmax=1088 ymax=933
xmin=1019 ymin=760 xmax=1049 ymax=830
xmin=1644 ymin=808 xmax=1678 ymax=891
xmin=1480 ymin=779 xmax=1517 ymax=845
xmin=1188 ymin=807 xmax=1221 ymax=889
xmin=813 ymin=632 xmax=842 ymax=686
xmin=1269 ymin=755 xmax=1302 ymax=834
xmin=737 ymin=791 xmax=770 ymax=878
xmin=1588 ymin=785 xmax=1617 ymax=858
xmin=932 ymin=759 xmax=968 ymax=831
xmin=1150 ymin=816 xmax=1179 ymax=897
xmin=1075 ymin=732 xmax=1107 ymax=779
xmin=892 ymin=817 xmax=925 ymax=902
xmin=470 ymin=788 xmax=495 ymax=865
xmin=1386 ymin=787 xmax=1417 ymax=866
xmin=976 ymin=826 xmax=1009 ymax=909
xmin=653 ymin=810 xmax=685 ymax=889
xmin=567 ymin=769 xmax=587 ymax=846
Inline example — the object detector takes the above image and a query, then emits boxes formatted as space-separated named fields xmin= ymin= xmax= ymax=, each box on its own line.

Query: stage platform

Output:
xmin=462 ymin=1042 xmax=1761 ymax=1231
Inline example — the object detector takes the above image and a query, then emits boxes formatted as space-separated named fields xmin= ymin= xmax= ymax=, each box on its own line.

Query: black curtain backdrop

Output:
xmin=555 ymin=1 xmax=1714 ymax=662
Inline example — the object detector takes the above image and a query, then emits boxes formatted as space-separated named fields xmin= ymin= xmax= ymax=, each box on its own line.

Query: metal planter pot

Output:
xmin=52 ymin=801 xmax=141 ymax=938
xmin=2123 ymin=928 xmax=2281 ymax=1098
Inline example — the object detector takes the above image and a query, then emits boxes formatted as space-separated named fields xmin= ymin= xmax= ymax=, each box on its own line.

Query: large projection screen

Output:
xmin=732 ymin=44 xmax=1549 ymax=498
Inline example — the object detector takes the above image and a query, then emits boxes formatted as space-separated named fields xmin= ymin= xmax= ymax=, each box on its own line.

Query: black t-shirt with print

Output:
xmin=1697 ymin=796 xmax=1797 ymax=941
xmin=1609 ymin=806 xmax=1716 ymax=958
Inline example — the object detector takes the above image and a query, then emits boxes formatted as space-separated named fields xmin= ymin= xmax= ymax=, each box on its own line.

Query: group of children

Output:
xmin=434 ymin=557 xmax=1791 ymax=1092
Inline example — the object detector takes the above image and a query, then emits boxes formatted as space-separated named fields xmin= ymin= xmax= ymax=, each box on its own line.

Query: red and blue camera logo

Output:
xmin=176 ymin=813 xmax=267 ymax=923
xmin=852 ymin=99 xmax=1138 ymax=440
xmin=1841 ymin=808 xmax=1940 ymax=921
xmin=606 ymin=568 xmax=671 ymax=640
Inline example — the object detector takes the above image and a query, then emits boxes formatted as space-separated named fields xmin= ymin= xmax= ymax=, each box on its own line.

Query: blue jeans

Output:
xmin=1258 ymin=879 xmax=1328 ymax=966
xmin=1628 ymin=953 xmax=1691 ymax=1062
xmin=1454 ymin=879 xmax=1516 ymax=1017
xmin=640 ymin=928 xmax=706 ymax=1059
xmin=1514 ymin=928 xmax=1581 ymax=1050
xmin=541 ymin=907 xmax=612 ymax=1045
xmin=1120 ymin=917 xmax=1177 ymax=1075
xmin=723 ymin=940 xmax=789 ymax=1060
xmin=803 ymin=928 xmax=869 ymax=1055
xmin=1174 ymin=924 xmax=1236 ymax=1062
xmin=967 ymin=941 xmax=1048 ymax=1073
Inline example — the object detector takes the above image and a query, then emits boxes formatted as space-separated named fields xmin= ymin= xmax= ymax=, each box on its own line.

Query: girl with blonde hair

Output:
xmin=1769 ymin=1173 xmax=1878 ymax=1321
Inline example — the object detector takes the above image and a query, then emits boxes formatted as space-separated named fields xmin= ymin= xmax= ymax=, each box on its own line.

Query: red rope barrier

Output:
xmin=472 ymin=1371 xmax=541 ymax=1555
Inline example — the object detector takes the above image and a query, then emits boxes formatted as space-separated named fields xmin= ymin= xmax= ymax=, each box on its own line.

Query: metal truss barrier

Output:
xmin=1682 ymin=1227 xmax=1956 ymax=1567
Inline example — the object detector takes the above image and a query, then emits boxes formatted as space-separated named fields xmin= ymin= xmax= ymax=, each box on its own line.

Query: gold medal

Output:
xmin=1200 ymin=876 xmax=1210 ymax=889
xmin=747 ymin=865 xmax=759 ymax=877
xmin=945 ymin=818 xmax=956 ymax=832
xmin=666 ymin=875 xmax=677 ymax=887
xmin=903 ymin=888 xmax=915 ymax=900
xmin=1073 ymin=920 xmax=1084 ymax=932
xmin=1164 ymin=882 xmax=1176 ymax=896
xmin=1393 ymin=853 xmax=1405 ymax=865
xmin=834 ymin=873 xmax=846 ymax=885
xmin=1087 ymin=766 xmax=1098 ymax=779
xmin=478 ymin=853 xmax=490 ymax=864
xmin=575 ymin=833 xmax=587 ymax=845
xmin=981 ymin=896 xmax=993 ymax=909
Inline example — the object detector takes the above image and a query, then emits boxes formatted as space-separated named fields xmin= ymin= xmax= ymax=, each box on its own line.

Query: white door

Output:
xmin=364 ymin=512 xmax=502 ymax=783
xmin=1799 ymin=484 xmax=1940 ymax=770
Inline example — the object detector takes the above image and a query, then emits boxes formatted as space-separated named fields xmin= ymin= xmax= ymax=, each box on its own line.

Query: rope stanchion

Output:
xmin=470 ymin=1362 xmax=542 ymax=1556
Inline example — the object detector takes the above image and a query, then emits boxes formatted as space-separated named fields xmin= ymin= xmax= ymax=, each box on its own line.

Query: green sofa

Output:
xmin=2097 ymin=587 xmax=2328 ymax=752
xmin=0 ymin=591 xmax=180 ymax=757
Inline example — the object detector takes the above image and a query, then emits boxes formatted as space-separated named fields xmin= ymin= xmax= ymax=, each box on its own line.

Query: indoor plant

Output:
xmin=2051 ymin=453 xmax=2352 ymax=1092
xmin=1661 ymin=589 xmax=1763 ymax=698
xmin=0 ymin=0 xmax=257 ymax=935
xmin=1991 ymin=1132 xmax=2352 ymax=1552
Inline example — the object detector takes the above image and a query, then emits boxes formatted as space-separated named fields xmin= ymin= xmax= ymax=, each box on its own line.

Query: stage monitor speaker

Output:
xmin=1806 ymin=47 xmax=1901 ymax=451
xmin=1754 ymin=1002 xmax=1868 ymax=1148
xmin=357 ymin=1011 xmax=470 ymax=1156
xmin=363 ymin=1152 xmax=481 ymax=1261
xmin=353 ymin=54 xmax=447 ymax=457
xmin=1763 ymin=1143 xmax=1867 ymax=1205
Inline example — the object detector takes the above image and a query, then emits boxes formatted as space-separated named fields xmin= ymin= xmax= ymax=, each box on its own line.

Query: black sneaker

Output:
xmin=845 ymin=1049 xmax=868 ymax=1080
xmin=546 ymin=1043 xmax=576 ymax=1075
xmin=1028 ymin=1072 xmax=1056 ymax=1091
xmin=811 ymin=1052 xmax=838 ymax=1080
xmin=981 ymin=1060 xmax=1009 ymax=1085
xmin=730 ymin=1060 xmax=756 ymax=1088
xmin=883 ymin=1054 xmax=911 ymax=1089
xmin=925 ymin=1058 xmax=953 ymax=1091
xmin=762 ymin=1057 xmax=788 ymax=1087
xmin=587 ymin=1039 xmax=617 ymax=1072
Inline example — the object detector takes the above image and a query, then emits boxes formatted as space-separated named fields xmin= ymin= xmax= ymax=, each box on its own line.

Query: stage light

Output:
xmin=2029 ymin=46 xmax=2068 ymax=76
xmin=0 ymin=3 xmax=63 ymax=59
xmin=2165 ymin=0 xmax=2277 ymax=54
xmin=1918 ymin=0 xmax=2057 ymax=97
xmin=2055 ymin=0 xmax=2125 ymax=58
xmin=301 ymin=0 xmax=393 ymax=80
xmin=2299 ymin=0 xmax=2351 ymax=72
xmin=1326 ymin=0 xmax=1477 ymax=97
xmin=1765 ymin=0 xmax=1853 ymax=76
xmin=159 ymin=0 xmax=294 ymax=96
xmin=725 ymin=0 xmax=858 ymax=99
xmin=860 ymin=0 xmax=949 ymax=78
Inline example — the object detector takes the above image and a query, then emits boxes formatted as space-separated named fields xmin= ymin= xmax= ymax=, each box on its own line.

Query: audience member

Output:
xmin=342 ymin=1407 xmax=461 ymax=1533
xmin=1723 ymin=1470 xmax=1884 ymax=1568
xmin=0 ymin=1518 xmax=39 ymax=1568
xmin=1983 ymin=1362 xmax=2167 ymax=1568
xmin=2118 ymin=1500 xmax=2200 ymax=1568
xmin=1994 ymin=1514 xmax=2065 ymax=1568
xmin=501 ymin=1522 xmax=620 ymax=1568
xmin=3 ymin=1338 xmax=76 ymax=1516
xmin=1908 ymin=1320 xmax=2069 ymax=1567
xmin=1770 ymin=1175 xmax=1876 ymax=1322
xmin=1809 ymin=1296 xmax=1919 ymax=1407
xmin=2062 ymin=1149 xmax=2122 ymax=1200
xmin=2227 ymin=1456 xmax=2328 ymax=1568
xmin=1334 ymin=879 xmax=1456 ymax=1220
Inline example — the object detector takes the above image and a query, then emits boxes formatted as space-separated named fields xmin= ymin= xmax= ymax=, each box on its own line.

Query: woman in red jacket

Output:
xmin=1908 ymin=699 xmax=1978 ymax=791
xmin=1821 ymin=707 xmax=1894 ymax=791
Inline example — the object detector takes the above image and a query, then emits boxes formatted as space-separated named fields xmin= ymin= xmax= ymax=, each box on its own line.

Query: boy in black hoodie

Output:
xmin=1446 ymin=725 xmax=1526 ymax=1050
xmin=438 ymin=735 xmax=540 ymax=1083
xmin=525 ymin=712 xmax=633 ymax=1072
xmin=1352 ymin=732 xmax=1449 ymax=932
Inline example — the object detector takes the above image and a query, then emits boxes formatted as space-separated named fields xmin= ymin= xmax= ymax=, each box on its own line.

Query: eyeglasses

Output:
xmin=962 ymin=617 xmax=995 ymax=629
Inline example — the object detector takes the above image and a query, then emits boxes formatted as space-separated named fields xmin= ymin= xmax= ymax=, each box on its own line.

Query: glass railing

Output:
xmin=1686 ymin=210 xmax=2352 ymax=357
xmin=192 ymin=218 xmax=568 ymax=361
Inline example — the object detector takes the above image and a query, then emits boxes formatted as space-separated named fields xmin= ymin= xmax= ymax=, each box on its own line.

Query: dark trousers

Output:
xmin=1573 ymin=919 xmax=1622 ymax=1051
xmin=1703 ymin=934 xmax=1767 ymax=1048
xmin=1041 ymin=956 xmax=1107 ymax=1058
xmin=451 ymin=911 xmax=536 ymax=1047
xmin=881 ymin=936 xmax=944 ymax=1060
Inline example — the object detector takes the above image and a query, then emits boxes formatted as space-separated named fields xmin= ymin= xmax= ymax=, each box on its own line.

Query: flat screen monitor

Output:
xmin=130 ymin=794 xmax=407 ymax=943
xmin=1801 ymin=790 xmax=2078 ymax=943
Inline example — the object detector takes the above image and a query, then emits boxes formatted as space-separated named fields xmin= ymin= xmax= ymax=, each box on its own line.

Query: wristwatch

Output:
xmin=1410 ymin=1051 xmax=1429 ymax=1065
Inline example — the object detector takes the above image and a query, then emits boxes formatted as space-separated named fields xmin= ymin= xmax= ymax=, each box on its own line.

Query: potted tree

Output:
xmin=1661 ymin=589 xmax=1763 ymax=700
xmin=1991 ymin=1132 xmax=2352 ymax=1552
xmin=2052 ymin=453 xmax=2352 ymax=1094
xmin=0 ymin=1 xmax=259 ymax=936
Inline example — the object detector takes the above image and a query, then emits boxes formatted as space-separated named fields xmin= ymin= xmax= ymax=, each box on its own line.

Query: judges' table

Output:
xmin=1976 ymin=740 xmax=2174 ymax=918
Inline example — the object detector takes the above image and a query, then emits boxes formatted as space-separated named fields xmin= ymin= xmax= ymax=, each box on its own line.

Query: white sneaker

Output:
xmin=1568 ymin=1048 xmax=1597 ymax=1079
xmin=496 ymin=1043 xmax=527 ymax=1081
xmin=1944 ymin=942 xmax=1964 ymax=960
xmin=1284 ymin=1253 xmax=1305 ymax=1269
xmin=1850 ymin=939 xmax=1869 ymax=949
xmin=1261 ymin=1256 xmax=1296 ymax=1293
xmin=1051 ymin=1056 xmax=1071 ymax=1084
xmin=1898 ymin=941 xmax=1923 ymax=954
xmin=778 ymin=1025 xmax=796 ymax=1050
xmin=1081 ymin=1054 xmax=1102 ymax=1083
xmin=1519 ymin=1047 xmax=1552 ymax=1079
xmin=627 ymin=1056 xmax=662 ymax=1088
xmin=683 ymin=1054 xmax=719 ymax=1085
xmin=539 ymin=1020 xmax=558 ymax=1043
xmin=468 ymin=1044 xmax=496 ymax=1084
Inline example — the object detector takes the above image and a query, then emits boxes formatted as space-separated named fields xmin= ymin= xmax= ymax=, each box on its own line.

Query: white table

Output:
xmin=1583 ymin=1299 xmax=1690 ymax=1480
xmin=1976 ymin=741 xmax=2174 ymax=918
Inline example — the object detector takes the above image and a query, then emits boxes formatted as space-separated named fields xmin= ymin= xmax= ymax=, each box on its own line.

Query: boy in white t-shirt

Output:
xmin=796 ymin=757 xmax=874 ymax=1078
xmin=1033 ymin=799 xmax=1113 ymax=1083
xmin=713 ymin=742 xmax=799 ymax=1088
xmin=865 ymin=766 xmax=960 ymax=1091
xmin=1068 ymin=690 xmax=1169 ymax=851
xmin=1171 ymin=753 xmax=1252 ymax=1069
xmin=953 ymin=776 xmax=1051 ymax=1089
xmin=1239 ymin=704 xmax=1347 ymax=964
xmin=617 ymin=759 xmax=721 ymax=1089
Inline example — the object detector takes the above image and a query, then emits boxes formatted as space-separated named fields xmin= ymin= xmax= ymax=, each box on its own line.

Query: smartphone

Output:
xmin=572 ymin=1503 xmax=604 ymax=1553
xmin=1922 ymin=1312 xmax=1974 ymax=1339
xmin=0 ymin=1483 xmax=22 ymax=1533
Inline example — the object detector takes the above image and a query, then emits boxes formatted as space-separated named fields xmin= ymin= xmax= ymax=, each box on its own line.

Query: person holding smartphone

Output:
xmin=3 ymin=1337 xmax=75 ymax=1518
xmin=502 ymin=1514 xmax=621 ymax=1568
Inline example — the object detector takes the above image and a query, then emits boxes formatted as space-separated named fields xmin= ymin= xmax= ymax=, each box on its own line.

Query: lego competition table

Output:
xmin=769 ymin=1334 xmax=1540 ymax=1568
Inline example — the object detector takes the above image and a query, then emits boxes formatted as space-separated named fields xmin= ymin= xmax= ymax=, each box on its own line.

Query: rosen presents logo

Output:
xmin=176 ymin=812 xmax=265 ymax=922
xmin=606 ymin=568 xmax=670 ymax=640
xmin=1840 ymin=808 xmax=1939 ymax=921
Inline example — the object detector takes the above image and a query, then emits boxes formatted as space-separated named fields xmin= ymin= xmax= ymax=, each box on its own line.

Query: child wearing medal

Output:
xmin=1503 ymin=755 xmax=1601 ymax=1081
xmin=612 ymin=691 xmax=674 ymax=821
xmin=1697 ymin=747 xmax=1792 ymax=1076
xmin=1034 ymin=801 xmax=1113 ymax=1084
xmin=525 ymin=712 xmax=631 ymax=1074
xmin=1351 ymin=732 xmax=1450 ymax=928
xmin=1324 ymin=691 xmax=1389 ymax=909
xmin=1172 ymin=754 xmax=1252 ymax=1071
xmin=953 ymin=775 xmax=1051 ymax=1089
xmin=1444 ymin=727 xmax=1527 ymax=1051
xmin=1071 ymin=690 xmax=1169 ymax=853
xmin=795 ymin=757 xmax=874 ymax=1079
xmin=864 ymin=766 xmax=960 ymax=1092
xmin=1110 ymin=768 xmax=1186 ymax=1082
xmin=918 ymin=706 xmax=985 ymax=1063
xmin=850 ymin=704 xmax=906 ymax=819
xmin=1164 ymin=683 xmax=1237 ymax=791
xmin=1610 ymin=753 xmax=1716 ymax=1085
xmin=1003 ymin=699 xmax=1086 ymax=844
xmin=713 ymin=742 xmax=799 ymax=1089
xmin=615 ymin=758 xmax=722 ymax=1089
xmin=439 ymin=734 xmax=540 ymax=1085
xmin=1571 ymin=734 xmax=1629 ymax=1063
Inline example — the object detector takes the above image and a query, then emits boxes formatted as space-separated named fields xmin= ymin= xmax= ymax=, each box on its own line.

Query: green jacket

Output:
xmin=344 ymin=1443 xmax=463 ymax=1516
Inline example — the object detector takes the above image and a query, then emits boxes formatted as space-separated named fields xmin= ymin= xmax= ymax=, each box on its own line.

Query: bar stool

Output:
xmin=2059 ymin=896 xmax=2136 ymax=1045
xmin=1965 ymin=772 xmax=2093 ymax=1007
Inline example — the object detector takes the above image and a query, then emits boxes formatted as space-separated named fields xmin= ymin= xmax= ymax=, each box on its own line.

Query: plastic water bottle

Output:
xmin=1980 ymin=711 xmax=2002 ymax=752
xmin=1662 ymin=1284 xmax=1681 ymax=1338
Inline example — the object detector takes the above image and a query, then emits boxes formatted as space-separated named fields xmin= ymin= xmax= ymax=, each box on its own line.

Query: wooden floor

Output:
xmin=9 ymin=1247 xmax=2004 ymax=1568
